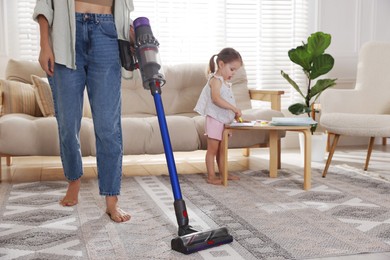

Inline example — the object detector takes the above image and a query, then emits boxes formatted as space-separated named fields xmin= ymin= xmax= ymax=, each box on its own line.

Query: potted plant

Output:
xmin=281 ymin=31 xmax=337 ymax=161
xmin=281 ymin=31 xmax=337 ymax=134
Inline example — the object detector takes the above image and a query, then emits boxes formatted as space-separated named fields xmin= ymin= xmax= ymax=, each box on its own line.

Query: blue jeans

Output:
xmin=48 ymin=13 xmax=123 ymax=196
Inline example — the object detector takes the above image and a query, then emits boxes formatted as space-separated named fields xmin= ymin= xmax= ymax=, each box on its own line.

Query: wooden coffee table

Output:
xmin=220 ymin=123 xmax=312 ymax=190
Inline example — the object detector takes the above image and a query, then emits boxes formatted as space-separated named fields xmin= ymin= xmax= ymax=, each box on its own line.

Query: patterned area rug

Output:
xmin=1 ymin=166 xmax=390 ymax=260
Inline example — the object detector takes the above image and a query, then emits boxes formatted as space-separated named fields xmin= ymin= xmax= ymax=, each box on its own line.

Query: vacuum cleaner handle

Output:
xmin=134 ymin=17 xmax=233 ymax=253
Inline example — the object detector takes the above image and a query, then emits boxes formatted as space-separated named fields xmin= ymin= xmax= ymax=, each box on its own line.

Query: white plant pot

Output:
xmin=299 ymin=132 xmax=327 ymax=163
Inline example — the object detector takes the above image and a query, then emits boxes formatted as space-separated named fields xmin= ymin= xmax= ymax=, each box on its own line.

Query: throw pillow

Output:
xmin=0 ymin=79 xmax=42 ymax=116
xmin=230 ymin=66 xmax=252 ymax=110
xmin=5 ymin=59 xmax=46 ymax=84
xmin=31 ymin=75 xmax=55 ymax=117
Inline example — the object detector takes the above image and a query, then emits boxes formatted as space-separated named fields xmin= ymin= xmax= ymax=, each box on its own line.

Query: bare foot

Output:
xmin=60 ymin=179 xmax=81 ymax=206
xmin=228 ymin=174 xmax=240 ymax=181
xmin=207 ymin=177 xmax=222 ymax=185
xmin=106 ymin=196 xmax=131 ymax=223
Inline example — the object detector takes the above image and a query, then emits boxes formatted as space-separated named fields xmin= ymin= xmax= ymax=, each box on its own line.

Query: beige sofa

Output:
xmin=0 ymin=59 xmax=284 ymax=176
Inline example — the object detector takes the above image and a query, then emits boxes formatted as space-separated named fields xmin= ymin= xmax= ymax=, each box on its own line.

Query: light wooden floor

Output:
xmin=1 ymin=145 xmax=390 ymax=184
xmin=1 ymin=145 xmax=390 ymax=260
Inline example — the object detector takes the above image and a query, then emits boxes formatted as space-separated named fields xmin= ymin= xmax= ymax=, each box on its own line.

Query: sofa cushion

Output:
xmin=29 ymin=75 xmax=92 ymax=118
xmin=121 ymin=64 xmax=209 ymax=116
xmin=120 ymin=116 xmax=200 ymax=155
xmin=0 ymin=114 xmax=94 ymax=156
xmin=120 ymin=63 xmax=252 ymax=116
xmin=230 ymin=66 xmax=252 ymax=110
xmin=161 ymin=64 xmax=208 ymax=116
xmin=31 ymin=75 xmax=55 ymax=117
xmin=6 ymin=59 xmax=46 ymax=84
xmin=0 ymin=79 xmax=42 ymax=116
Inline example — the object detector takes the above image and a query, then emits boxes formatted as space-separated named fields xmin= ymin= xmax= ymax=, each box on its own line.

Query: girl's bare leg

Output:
xmin=216 ymin=142 xmax=240 ymax=181
xmin=206 ymin=138 xmax=222 ymax=185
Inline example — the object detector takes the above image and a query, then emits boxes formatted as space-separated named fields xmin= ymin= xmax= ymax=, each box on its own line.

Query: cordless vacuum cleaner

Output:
xmin=120 ymin=17 xmax=233 ymax=254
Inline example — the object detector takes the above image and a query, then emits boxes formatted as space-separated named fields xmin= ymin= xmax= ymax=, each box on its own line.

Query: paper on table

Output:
xmin=270 ymin=117 xmax=317 ymax=126
xmin=229 ymin=120 xmax=256 ymax=127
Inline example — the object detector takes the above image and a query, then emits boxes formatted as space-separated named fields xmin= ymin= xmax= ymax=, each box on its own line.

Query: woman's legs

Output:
xmin=49 ymin=61 xmax=86 ymax=206
xmin=50 ymin=13 xmax=129 ymax=222
xmin=80 ymin=13 xmax=129 ymax=222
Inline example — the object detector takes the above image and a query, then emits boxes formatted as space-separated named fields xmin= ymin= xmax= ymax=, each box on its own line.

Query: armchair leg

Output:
xmin=278 ymin=139 xmax=281 ymax=169
xmin=364 ymin=137 xmax=375 ymax=171
xmin=326 ymin=133 xmax=333 ymax=152
xmin=242 ymin=148 xmax=250 ymax=157
xmin=322 ymin=134 xmax=340 ymax=178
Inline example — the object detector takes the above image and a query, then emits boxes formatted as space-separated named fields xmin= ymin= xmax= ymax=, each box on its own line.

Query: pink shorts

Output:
xmin=205 ymin=116 xmax=224 ymax=141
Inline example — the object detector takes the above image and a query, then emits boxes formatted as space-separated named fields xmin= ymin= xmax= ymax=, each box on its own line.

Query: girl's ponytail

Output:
xmin=208 ymin=54 xmax=218 ymax=74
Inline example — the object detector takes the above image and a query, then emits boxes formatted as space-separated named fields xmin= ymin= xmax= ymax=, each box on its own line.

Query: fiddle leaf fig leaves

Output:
xmin=282 ymin=31 xmax=337 ymax=127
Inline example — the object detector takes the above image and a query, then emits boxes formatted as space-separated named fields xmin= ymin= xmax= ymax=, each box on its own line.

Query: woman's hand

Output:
xmin=39 ymin=45 xmax=55 ymax=77
xmin=37 ymin=15 xmax=54 ymax=76
xmin=129 ymin=24 xmax=136 ymax=53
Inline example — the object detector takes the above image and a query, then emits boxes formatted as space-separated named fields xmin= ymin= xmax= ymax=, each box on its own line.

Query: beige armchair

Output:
xmin=320 ymin=42 xmax=390 ymax=177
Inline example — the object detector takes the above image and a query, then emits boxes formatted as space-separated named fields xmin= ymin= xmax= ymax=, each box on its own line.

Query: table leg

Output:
xmin=220 ymin=129 xmax=230 ymax=186
xmin=302 ymin=129 xmax=312 ymax=190
xmin=278 ymin=139 xmax=281 ymax=169
xmin=269 ymin=130 xmax=278 ymax=178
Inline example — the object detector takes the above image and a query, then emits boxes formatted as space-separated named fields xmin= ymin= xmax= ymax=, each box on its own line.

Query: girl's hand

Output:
xmin=234 ymin=108 xmax=242 ymax=118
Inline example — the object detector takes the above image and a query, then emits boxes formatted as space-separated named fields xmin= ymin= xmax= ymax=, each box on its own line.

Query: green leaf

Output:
xmin=309 ymin=78 xmax=337 ymax=99
xmin=307 ymin=32 xmax=331 ymax=57
xmin=288 ymin=103 xmax=310 ymax=115
xmin=310 ymin=54 xmax=335 ymax=79
xmin=281 ymin=70 xmax=305 ymax=98
xmin=288 ymin=46 xmax=312 ymax=71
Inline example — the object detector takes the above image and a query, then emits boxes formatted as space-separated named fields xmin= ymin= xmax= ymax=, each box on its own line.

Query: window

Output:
xmin=5 ymin=0 xmax=39 ymax=60
xmin=132 ymin=0 xmax=309 ymax=109
xmin=17 ymin=0 xmax=39 ymax=61
xmin=12 ymin=0 xmax=309 ymax=109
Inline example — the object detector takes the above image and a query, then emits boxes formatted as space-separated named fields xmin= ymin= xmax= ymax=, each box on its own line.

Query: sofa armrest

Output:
xmin=249 ymin=89 xmax=284 ymax=111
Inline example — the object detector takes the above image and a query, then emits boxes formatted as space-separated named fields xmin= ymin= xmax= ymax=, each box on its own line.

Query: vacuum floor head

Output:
xmin=171 ymin=227 xmax=233 ymax=254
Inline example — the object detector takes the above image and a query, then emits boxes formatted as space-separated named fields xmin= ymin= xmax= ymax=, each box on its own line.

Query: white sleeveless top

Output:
xmin=194 ymin=74 xmax=236 ymax=124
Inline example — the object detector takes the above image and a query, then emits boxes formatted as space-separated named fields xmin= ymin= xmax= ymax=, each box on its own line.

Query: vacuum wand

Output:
xmin=132 ymin=17 xmax=233 ymax=254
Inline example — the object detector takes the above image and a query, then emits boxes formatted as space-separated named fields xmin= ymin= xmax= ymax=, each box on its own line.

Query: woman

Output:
xmin=33 ymin=0 xmax=134 ymax=222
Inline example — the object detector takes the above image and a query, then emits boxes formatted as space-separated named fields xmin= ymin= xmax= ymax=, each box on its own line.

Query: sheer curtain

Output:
xmin=12 ymin=0 xmax=309 ymax=108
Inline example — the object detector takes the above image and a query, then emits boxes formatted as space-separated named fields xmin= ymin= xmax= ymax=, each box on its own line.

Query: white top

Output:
xmin=33 ymin=0 xmax=134 ymax=70
xmin=194 ymin=74 xmax=236 ymax=124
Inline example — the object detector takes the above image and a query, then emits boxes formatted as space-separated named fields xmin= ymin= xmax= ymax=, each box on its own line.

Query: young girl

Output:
xmin=194 ymin=48 xmax=243 ymax=185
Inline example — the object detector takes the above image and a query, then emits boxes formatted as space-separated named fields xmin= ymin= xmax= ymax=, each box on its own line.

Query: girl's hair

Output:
xmin=208 ymin=47 xmax=243 ymax=73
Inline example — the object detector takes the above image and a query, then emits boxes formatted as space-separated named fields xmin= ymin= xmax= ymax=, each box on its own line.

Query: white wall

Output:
xmin=316 ymin=0 xmax=390 ymax=88
xmin=313 ymin=0 xmax=390 ymax=147
xmin=279 ymin=0 xmax=390 ymax=148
